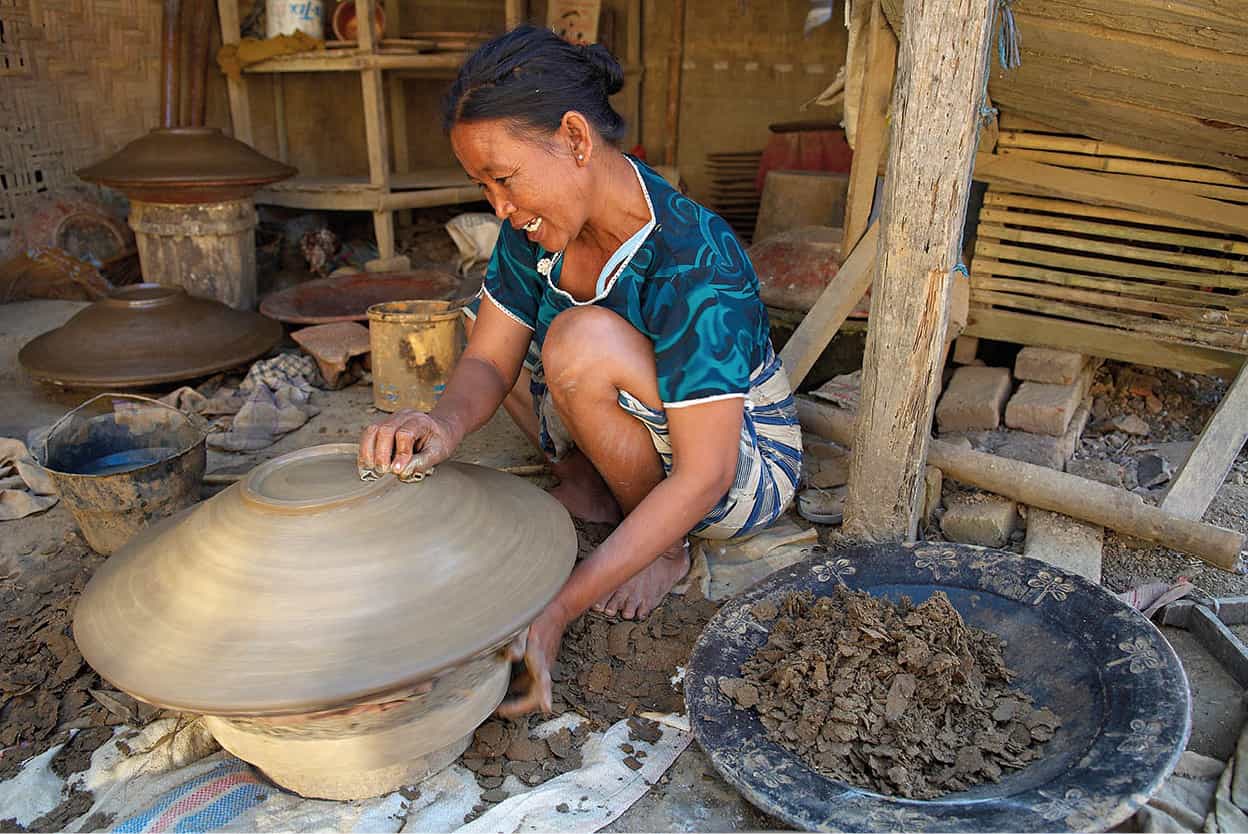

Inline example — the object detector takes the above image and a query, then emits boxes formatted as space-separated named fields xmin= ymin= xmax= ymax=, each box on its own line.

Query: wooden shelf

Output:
xmin=217 ymin=0 xmax=532 ymax=262
xmin=256 ymin=171 xmax=481 ymax=211
xmin=243 ymin=49 xmax=471 ymax=74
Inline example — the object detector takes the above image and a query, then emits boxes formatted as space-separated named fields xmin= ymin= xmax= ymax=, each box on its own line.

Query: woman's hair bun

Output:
xmin=585 ymin=42 xmax=625 ymax=96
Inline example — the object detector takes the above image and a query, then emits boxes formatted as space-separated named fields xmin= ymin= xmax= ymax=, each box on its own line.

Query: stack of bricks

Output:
xmin=932 ymin=344 xmax=1105 ymax=581
xmin=934 ymin=345 xmax=1096 ymax=472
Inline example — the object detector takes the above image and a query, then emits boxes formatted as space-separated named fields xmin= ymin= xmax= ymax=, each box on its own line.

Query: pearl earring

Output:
xmin=577 ymin=154 xmax=584 ymax=161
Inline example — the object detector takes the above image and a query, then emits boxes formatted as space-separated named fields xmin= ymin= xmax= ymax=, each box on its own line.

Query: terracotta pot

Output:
xmin=332 ymin=0 xmax=386 ymax=41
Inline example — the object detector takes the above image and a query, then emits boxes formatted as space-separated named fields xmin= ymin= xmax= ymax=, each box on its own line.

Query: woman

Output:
xmin=358 ymin=25 xmax=801 ymax=716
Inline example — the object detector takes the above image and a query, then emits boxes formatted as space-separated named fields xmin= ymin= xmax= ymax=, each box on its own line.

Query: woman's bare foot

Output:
xmin=549 ymin=450 xmax=623 ymax=524
xmin=594 ymin=541 xmax=690 ymax=620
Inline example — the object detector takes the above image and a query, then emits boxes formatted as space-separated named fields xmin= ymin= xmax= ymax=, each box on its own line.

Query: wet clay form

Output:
xmin=73 ymin=444 xmax=577 ymax=799
xmin=259 ymin=270 xmax=463 ymax=325
xmin=77 ymin=127 xmax=295 ymax=205
xmin=687 ymin=542 xmax=1190 ymax=833
xmin=19 ymin=284 xmax=282 ymax=388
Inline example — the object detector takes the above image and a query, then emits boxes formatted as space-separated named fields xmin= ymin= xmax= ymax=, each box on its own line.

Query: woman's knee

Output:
xmin=542 ymin=307 xmax=649 ymax=387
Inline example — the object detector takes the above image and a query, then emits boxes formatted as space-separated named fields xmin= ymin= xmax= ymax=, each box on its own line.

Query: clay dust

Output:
xmin=456 ymin=519 xmax=717 ymax=823
xmin=723 ymin=586 xmax=1060 ymax=799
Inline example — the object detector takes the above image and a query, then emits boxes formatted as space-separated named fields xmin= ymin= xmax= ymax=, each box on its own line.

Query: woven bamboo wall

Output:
xmin=0 ymin=0 xmax=163 ymax=234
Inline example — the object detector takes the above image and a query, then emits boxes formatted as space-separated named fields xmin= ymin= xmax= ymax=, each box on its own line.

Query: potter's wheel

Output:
xmin=73 ymin=444 xmax=577 ymax=716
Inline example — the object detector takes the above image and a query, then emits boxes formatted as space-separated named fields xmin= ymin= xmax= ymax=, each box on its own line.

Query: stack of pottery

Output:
xmin=73 ymin=444 xmax=576 ymax=799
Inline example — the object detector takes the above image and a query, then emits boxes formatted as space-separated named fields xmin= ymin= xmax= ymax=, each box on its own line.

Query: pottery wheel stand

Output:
xmin=1158 ymin=596 xmax=1248 ymax=689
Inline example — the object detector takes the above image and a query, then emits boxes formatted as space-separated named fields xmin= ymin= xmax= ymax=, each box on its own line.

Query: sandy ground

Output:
xmin=2 ymin=297 xmax=1246 ymax=830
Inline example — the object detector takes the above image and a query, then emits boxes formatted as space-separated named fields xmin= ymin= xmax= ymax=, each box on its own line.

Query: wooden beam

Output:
xmin=356 ymin=0 xmax=396 ymax=261
xmin=962 ymin=307 xmax=1244 ymax=379
xmin=216 ymin=0 xmax=254 ymax=145
xmin=801 ymin=398 xmax=1246 ymax=571
xmin=973 ymin=153 xmax=1248 ymax=236
xmin=778 ymin=223 xmax=878 ymax=387
xmin=841 ymin=0 xmax=897 ymax=254
xmin=1162 ymin=363 xmax=1248 ymax=521
xmin=843 ymin=0 xmax=996 ymax=542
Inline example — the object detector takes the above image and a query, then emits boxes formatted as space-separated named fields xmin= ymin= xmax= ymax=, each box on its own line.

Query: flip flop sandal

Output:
xmin=798 ymin=485 xmax=848 ymax=526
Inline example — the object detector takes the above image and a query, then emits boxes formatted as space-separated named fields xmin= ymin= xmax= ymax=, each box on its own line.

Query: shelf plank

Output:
xmin=243 ymin=50 xmax=470 ymax=73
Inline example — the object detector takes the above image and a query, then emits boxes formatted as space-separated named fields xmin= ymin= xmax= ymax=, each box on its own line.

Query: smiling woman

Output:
xmin=358 ymin=24 xmax=802 ymax=717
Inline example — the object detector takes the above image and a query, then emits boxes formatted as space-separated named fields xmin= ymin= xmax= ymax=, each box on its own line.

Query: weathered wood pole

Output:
xmin=843 ymin=0 xmax=996 ymax=541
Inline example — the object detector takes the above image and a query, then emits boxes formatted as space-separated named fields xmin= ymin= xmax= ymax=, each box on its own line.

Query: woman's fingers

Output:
xmin=358 ymin=423 xmax=380 ymax=469
xmin=391 ymin=426 xmax=418 ymax=473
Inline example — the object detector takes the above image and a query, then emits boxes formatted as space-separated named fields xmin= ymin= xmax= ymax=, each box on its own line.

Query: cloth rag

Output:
xmin=159 ymin=354 xmax=322 ymax=452
xmin=216 ymin=31 xmax=323 ymax=81
xmin=0 ymin=437 xmax=57 ymax=520
xmin=2 ymin=710 xmax=691 ymax=833
xmin=445 ymin=213 xmax=502 ymax=277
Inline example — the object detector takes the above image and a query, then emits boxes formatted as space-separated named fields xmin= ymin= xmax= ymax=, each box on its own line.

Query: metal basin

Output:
xmin=685 ymin=541 xmax=1190 ymax=833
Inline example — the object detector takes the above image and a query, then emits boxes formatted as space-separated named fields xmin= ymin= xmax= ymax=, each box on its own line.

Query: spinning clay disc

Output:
xmin=73 ymin=444 xmax=577 ymax=715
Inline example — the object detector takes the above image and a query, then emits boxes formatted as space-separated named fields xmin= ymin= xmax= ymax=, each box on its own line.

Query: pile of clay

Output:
xmin=720 ymin=586 xmax=1060 ymax=799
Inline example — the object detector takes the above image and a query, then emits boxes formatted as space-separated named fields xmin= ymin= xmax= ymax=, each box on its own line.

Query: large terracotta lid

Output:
xmin=73 ymin=445 xmax=577 ymax=715
xmin=78 ymin=127 xmax=296 ymax=203
xmin=19 ymin=284 xmax=283 ymax=388
xmin=260 ymin=270 xmax=464 ymax=324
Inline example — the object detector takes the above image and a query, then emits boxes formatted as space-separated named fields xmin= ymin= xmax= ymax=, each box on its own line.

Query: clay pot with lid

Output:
xmin=73 ymin=444 xmax=577 ymax=799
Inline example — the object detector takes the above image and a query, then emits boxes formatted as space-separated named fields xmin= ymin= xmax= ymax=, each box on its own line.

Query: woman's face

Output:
xmin=450 ymin=118 xmax=588 ymax=253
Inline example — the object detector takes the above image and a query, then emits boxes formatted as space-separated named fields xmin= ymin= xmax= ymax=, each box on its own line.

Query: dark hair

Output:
xmin=443 ymin=25 xmax=627 ymax=144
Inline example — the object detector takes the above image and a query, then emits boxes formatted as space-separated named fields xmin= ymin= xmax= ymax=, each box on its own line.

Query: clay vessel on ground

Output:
xmin=18 ymin=284 xmax=282 ymax=388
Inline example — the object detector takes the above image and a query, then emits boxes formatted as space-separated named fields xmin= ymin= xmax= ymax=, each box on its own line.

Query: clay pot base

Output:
xmin=203 ymin=649 xmax=510 ymax=800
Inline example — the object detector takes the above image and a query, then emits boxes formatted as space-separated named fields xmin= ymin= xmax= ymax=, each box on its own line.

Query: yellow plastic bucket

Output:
xmin=367 ymin=298 xmax=468 ymax=412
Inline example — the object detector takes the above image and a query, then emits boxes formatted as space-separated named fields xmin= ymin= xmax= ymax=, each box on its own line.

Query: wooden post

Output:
xmin=356 ymin=0 xmax=397 ymax=261
xmin=1161 ymin=363 xmax=1248 ymax=521
xmin=216 ymin=0 xmax=254 ymax=145
xmin=843 ymin=0 xmax=996 ymax=542
xmin=840 ymin=0 xmax=897 ymax=255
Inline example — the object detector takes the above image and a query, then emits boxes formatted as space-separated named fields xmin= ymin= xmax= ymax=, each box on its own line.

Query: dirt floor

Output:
xmin=2 ymin=293 xmax=1247 ymax=830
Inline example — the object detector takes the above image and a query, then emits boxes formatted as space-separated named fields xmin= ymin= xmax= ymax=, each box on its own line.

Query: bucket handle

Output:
xmin=40 ymin=392 xmax=207 ymax=466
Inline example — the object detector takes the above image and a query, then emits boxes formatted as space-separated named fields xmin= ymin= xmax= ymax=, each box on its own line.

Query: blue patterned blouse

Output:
xmin=476 ymin=156 xmax=786 ymax=409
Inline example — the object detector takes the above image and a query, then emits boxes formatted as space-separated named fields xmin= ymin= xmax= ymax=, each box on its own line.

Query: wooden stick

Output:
xmin=977 ymin=222 xmax=1248 ymax=276
xmin=972 ymin=289 xmax=1248 ymax=351
xmin=972 ymin=153 xmax=1248 ymax=236
xmin=963 ymin=307 xmax=1243 ymax=380
xmin=974 ymin=240 xmax=1248 ymax=290
xmin=1162 ymin=363 xmax=1248 ymax=521
xmin=996 ymin=130 xmax=1197 ymax=165
xmin=982 ymin=191 xmax=1210 ymax=232
xmin=997 ymin=147 xmax=1248 ymax=188
xmin=976 ymin=206 xmax=1248 ymax=257
xmin=972 ymin=275 xmax=1248 ymax=326
xmin=972 ymin=257 xmax=1248 ymax=312
xmin=798 ymin=398 xmax=1246 ymax=571
xmin=663 ymin=0 xmax=686 ymax=166
xmin=778 ymin=222 xmax=878 ymax=387
xmin=841 ymin=0 xmax=897 ymax=255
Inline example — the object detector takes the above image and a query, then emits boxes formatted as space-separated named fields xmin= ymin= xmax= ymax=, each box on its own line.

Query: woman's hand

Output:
xmin=358 ymin=409 xmax=461 ymax=480
xmin=496 ymin=603 xmax=568 ymax=717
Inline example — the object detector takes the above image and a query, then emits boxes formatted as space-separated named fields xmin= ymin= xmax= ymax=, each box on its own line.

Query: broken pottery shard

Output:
xmin=290 ymin=321 xmax=371 ymax=388
xmin=481 ymin=788 xmax=508 ymax=803
xmin=623 ymin=756 xmax=643 ymax=771
xmin=547 ymin=727 xmax=574 ymax=759
xmin=504 ymin=734 xmax=548 ymax=763
xmin=733 ymin=586 xmax=1062 ymax=800
xmin=884 ymin=674 xmax=917 ymax=722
